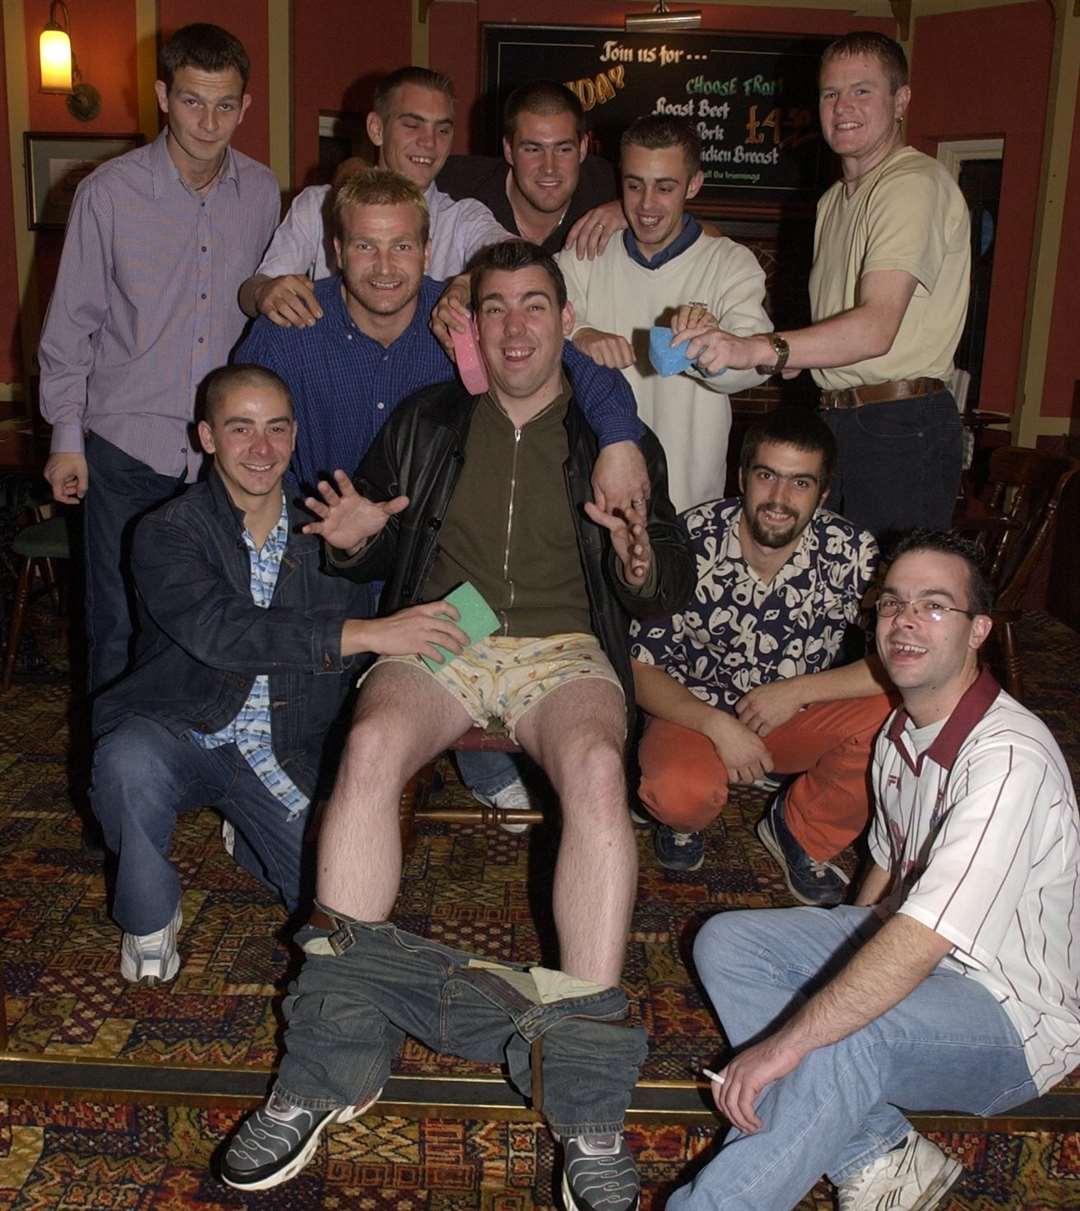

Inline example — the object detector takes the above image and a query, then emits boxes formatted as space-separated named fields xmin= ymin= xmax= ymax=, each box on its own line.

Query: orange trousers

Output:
xmin=637 ymin=694 xmax=896 ymax=861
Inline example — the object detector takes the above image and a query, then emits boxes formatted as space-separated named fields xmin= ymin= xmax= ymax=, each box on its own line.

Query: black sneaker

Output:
xmin=220 ymin=1087 xmax=380 ymax=1191
xmin=756 ymin=792 xmax=849 ymax=907
xmin=562 ymin=1132 xmax=639 ymax=1211
xmin=654 ymin=824 xmax=705 ymax=872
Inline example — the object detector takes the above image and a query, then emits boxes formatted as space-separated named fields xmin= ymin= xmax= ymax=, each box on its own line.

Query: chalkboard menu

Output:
xmin=482 ymin=25 xmax=834 ymax=208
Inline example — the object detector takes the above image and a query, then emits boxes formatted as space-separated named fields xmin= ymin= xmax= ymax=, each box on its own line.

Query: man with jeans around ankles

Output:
xmin=220 ymin=241 xmax=692 ymax=1207
xmin=91 ymin=365 xmax=469 ymax=984
xmin=631 ymin=407 xmax=892 ymax=901
xmin=680 ymin=32 xmax=969 ymax=538
xmin=238 ymin=167 xmax=651 ymax=831
xmin=668 ymin=531 xmax=1080 ymax=1211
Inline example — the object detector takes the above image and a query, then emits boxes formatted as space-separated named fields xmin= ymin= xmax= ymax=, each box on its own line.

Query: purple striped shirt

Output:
xmin=38 ymin=130 xmax=280 ymax=479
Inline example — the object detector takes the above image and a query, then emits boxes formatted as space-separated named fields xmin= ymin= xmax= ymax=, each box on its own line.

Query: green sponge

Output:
xmin=421 ymin=581 xmax=500 ymax=672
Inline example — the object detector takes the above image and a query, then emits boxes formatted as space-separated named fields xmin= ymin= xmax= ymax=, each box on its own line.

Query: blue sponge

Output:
xmin=648 ymin=325 xmax=694 ymax=377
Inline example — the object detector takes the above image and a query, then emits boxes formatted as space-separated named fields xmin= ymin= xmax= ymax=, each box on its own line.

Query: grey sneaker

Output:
xmin=221 ymin=1086 xmax=382 ymax=1191
xmin=472 ymin=777 xmax=533 ymax=834
xmin=120 ymin=904 xmax=182 ymax=984
xmin=562 ymin=1132 xmax=639 ymax=1211
xmin=837 ymin=1131 xmax=962 ymax=1210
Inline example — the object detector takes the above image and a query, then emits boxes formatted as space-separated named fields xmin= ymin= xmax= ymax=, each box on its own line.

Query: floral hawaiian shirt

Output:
xmin=630 ymin=498 xmax=878 ymax=711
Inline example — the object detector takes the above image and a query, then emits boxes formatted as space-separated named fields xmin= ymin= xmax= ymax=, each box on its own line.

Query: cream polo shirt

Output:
xmin=869 ymin=669 xmax=1080 ymax=1093
xmin=809 ymin=146 xmax=970 ymax=392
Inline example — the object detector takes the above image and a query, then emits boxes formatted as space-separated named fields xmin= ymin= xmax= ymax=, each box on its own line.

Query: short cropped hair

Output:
xmin=467 ymin=239 xmax=568 ymax=312
xmin=200 ymin=364 xmax=293 ymax=426
xmin=621 ymin=115 xmax=701 ymax=175
xmin=740 ymin=406 xmax=837 ymax=490
xmin=159 ymin=24 xmax=250 ymax=92
xmin=373 ymin=67 xmax=454 ymax=122
xmin=821 ymin=32 xmax=909 ymax=93
xmin=332 ymin=166 xmax=430 ymax=244
xmin=503 ymin=80 xmax=586 ymax=142
xmin=887 ymin=529 xmax=995 ymax=615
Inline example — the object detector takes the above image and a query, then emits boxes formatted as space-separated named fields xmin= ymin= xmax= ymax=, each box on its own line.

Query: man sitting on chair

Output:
xmin=219 ymin=240 xmax=692 ymax=1203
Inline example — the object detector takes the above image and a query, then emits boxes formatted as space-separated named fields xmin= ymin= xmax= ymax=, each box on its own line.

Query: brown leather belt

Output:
xmin=310 ymin=908 xmax=337 ymax=931
xmin=819 ymin=377 xmax=946 ymax=411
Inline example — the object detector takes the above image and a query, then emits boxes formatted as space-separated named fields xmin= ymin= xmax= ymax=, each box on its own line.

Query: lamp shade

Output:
xmin=40 ymin=27 xmax=73 ymax=94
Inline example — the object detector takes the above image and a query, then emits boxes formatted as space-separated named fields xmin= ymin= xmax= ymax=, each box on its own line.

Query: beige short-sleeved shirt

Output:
xmin=809 ymin=146 xmax=970 ymax=391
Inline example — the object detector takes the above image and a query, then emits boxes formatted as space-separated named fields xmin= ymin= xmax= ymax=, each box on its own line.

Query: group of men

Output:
xmin=34 ymin=18 xmax=1078 ymax=1211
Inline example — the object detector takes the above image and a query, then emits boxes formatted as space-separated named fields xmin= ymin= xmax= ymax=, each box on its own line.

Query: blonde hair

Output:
xmin=332 ymin=166 xmax=430 ymax=243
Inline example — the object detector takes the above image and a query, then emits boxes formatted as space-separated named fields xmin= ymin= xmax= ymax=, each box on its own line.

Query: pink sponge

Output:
xmin=451 ymin=319 xmax=490 ymax=396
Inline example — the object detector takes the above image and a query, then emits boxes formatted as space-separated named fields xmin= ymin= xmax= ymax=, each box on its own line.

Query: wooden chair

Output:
xmin=398 ymin=727 xmax=544 ymax=854
xmin=954 ymin=445 xmax=1079 ymax=700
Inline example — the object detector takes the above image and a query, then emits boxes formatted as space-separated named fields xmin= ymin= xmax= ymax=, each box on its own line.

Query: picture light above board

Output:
xmin=483 ymin=25 xmax=835 ymax=213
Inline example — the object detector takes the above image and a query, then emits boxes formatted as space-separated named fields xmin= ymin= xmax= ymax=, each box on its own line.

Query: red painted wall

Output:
xmin=1043 ymin=75 xmax=1080 ymax=420
xmin=290 ymin=0 xmax=412 ymax=189
xmin=907 ymin=3 xmax=1054 ymax=416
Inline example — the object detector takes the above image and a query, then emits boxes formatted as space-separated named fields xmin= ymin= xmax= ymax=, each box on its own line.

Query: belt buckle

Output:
xmin=328 ymin=923 xmax=355 ymax=956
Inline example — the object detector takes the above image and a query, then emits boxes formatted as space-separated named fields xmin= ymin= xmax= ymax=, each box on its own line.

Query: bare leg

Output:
xmin=316 ymin=663 xmax=472 ymax=918
xmin=515 ymin=679 xmax=636 ymax=987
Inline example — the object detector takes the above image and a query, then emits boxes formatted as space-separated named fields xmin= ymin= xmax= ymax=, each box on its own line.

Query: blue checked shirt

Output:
xmin=190 ymin=496 xmax=309 ymax=818
xmin=236 ymin=274 xmax=645 ymax=493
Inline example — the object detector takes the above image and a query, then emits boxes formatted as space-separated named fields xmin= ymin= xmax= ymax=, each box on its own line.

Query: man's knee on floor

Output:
xmin=639 ymin=755 xmax=723 ymax=830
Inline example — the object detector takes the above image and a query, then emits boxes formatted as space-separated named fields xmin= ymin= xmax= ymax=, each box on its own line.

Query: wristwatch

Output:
xmin=755 ymin=333 xmax=790 ymax=376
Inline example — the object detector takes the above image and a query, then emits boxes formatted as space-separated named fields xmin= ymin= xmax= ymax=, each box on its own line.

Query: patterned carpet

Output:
xmin=1 ymin=610 xmax=1078 ymax=1206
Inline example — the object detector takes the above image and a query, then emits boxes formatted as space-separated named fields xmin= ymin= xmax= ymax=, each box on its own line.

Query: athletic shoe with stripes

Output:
xmin=561 ymin=1132 xmax=639 ymax=1211
xmin=220 ymin=1086 xmax=382 ymax=1191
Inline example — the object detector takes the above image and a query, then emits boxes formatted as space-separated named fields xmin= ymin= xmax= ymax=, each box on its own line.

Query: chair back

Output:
xmin=977 ymin=446 xmax=1079 ymax=611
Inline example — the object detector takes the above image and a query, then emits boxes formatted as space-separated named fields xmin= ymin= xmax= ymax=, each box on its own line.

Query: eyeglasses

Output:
xmin=875 ymin=596 xmax=976 ymax=623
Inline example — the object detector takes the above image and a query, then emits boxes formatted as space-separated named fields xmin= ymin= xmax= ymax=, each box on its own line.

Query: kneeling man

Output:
xmin=221 ymin=241 xmax=692 ymax=1204
xmin=632 ymin=407 xmax=892 ymax=898
xmin=91 ymin=365 xmax=468 ymax=983
xmin=669 ymin=531 xmax=1080 ymax=1210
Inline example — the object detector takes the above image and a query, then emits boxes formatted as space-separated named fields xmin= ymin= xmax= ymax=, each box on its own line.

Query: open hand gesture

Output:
xmin=302 ymin=470 xmax=408 ymax=554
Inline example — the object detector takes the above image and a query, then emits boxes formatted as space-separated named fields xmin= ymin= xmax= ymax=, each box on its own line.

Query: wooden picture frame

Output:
xmin=24 ymin=132 xmax=145 ymax=230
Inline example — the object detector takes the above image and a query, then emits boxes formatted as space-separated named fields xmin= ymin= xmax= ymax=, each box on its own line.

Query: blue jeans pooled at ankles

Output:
xmin=667 ymin=906 xmax=1038 ymax=1211
xmin=276 ymin=916 xmax=648 ymax=1139
xmin=91 ymin=716 xmax=310 ymax=935
xmin=823 ymin=391 xmax=963 ymax=539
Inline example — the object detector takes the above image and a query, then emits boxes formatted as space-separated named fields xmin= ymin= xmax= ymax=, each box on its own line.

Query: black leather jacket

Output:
xmin=328 ymin=381 xmax=693 ymax=730
xmin=95 ymin=470 xmax=372 ymax=798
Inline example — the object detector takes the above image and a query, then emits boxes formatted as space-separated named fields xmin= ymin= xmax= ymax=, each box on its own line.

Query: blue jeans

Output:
xmin=90 ymin=717 xmax=311 ymax=935
xmin=456 ymin=748 xmax=525 ymax=798
xmin=668 ymin=906 xmax=1037 ymax=1210
xmin=823 ymin=391 xmax=963 ymax=539
xmin=84 ymin=433 xmax=186 ymax=695
xmin=276 ymin=916 xmax=648 ymax=1138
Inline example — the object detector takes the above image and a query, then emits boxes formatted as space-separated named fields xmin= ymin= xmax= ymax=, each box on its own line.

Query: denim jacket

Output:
xmin=94 ymin=470 xmax=372 ymax=797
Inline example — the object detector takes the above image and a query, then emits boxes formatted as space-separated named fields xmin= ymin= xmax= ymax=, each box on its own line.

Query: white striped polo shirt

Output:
xmin=869 ymin=668 xmax=1080 ymax=1093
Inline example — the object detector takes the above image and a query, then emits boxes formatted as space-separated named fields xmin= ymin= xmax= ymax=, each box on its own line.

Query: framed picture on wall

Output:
xmin=24 ymin=132 xmax=145 ymax=230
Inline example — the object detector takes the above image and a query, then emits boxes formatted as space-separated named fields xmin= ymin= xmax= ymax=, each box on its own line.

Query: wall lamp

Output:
xmin=39 ymin=1 xmax=101 ymax=122
xmin=625 ymin=1 xmax=702 ymax=31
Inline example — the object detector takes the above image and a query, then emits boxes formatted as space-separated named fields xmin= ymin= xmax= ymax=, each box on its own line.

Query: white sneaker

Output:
xmin=221 ymin=818 xmax=236 ymax=857
xmin=838 ymin=1131 xmax=962 ymax=1211
xmin=120 ymin=904 xmax=183 ymax=985
xmin=471 ymin=778 xmax=533 ymax=834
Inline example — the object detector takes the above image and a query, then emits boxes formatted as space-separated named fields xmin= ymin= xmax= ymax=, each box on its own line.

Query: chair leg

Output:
xmin=2 ymin=557 xmax=35 ymax=691
xmin=41 ymin=557 xmax=61 ymax=612
xmin=1000 ymin=621 xmax=1024 ymax=701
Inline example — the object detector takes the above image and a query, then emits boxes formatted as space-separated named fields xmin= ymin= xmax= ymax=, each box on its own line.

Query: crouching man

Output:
xmin=91 ymin=365 xmax=469 ymax=983
xmin=220 ymin=241 xmax=693 ymax=1207
xmin=668 ymin=532 xmax=1080 ymax=1211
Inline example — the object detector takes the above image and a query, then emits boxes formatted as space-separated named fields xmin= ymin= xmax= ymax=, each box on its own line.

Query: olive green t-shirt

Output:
xmin=422 ymin=385 xmax=592 ymax=637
